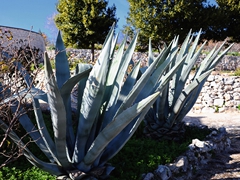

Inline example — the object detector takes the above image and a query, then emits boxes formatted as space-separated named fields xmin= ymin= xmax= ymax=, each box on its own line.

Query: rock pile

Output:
xmin=142 ymin=127 xmax=230 ymax=180
xmin=191 ymin=74 xmax=240 ymax=113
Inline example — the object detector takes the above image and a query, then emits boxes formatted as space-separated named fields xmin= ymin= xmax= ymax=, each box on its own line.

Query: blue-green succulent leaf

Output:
xmin=44 ymin=52 xmax=71 ymax=168
xmin=55 ymin=31 xmax=70 ymax=89
xmin=73 ymin=27 xmax=113 ymax=165
xmin=80 ymin=92 xmax=160 ymax=169
xmin=32 ymin=98 xmax=60 ymax=165
xmin=1 ymin=88 xmax=47 ymax=104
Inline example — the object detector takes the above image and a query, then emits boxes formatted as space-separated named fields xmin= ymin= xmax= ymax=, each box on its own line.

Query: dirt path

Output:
xmin=183 ymin=112 xmax=240 ymax=180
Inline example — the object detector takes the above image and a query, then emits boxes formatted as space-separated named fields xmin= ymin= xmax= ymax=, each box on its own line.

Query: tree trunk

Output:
xmin=91 ymin=42 xmax=95 ymax=62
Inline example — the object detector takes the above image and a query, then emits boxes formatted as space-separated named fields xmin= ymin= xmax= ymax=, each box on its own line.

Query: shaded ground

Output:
xmin=183 ymin=112 xmax=240 ymax=180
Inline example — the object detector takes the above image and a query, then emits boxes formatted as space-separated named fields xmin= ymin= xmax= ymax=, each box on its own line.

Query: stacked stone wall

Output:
xmin=0 ymin=25 xmax=46 ymax=62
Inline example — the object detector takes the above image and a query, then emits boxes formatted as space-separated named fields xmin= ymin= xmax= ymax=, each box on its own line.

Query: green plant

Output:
xmin=227 ymin=51 xmax=240 ymax=56
xmin=144 ymin=30 xmax=233 ymax=140
xmin=233 ymin=68 xmax=240 ymax=76
xmin=237 ymin=104 xmax=240 ymax=110
xmin=0 ymin=25 xmax=185 ymax=179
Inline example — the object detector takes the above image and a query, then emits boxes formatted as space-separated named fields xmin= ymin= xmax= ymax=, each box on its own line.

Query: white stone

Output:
xmin=234 ymin=88 xmax=240 ymax=92
xmin=224 ymin=94 xmax=232 ymax=101
xmin=224 ymin=78 xmax=234 ymax=85
xmin=201 ymin=107 xmax=215 ymax=113
xmin=207 ymin=75 xmax=215 ymax=81
xmin=234 ymin=95 xmax=240 ymax=100
xmin=218 ymin=107 xmax=225 ymax=113
xmin=224 ymin=85 xmax=233 ymax=92
xmin=214 ymin=99 xmax=224 ymax=107
xmin=225 ymin=100 xmax=235 ymax=107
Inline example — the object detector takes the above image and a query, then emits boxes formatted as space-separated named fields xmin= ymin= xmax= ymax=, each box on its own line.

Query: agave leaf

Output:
xmin=137 ymin=45 xmax=179 ymax=103
xmin=0 ymin=119 xmax=63 ymax=176
xmin=176 ymin=30 xmax=192 ymax=61
xmin=102 ymin=22 xmax=115 ymax=48
xmin=100 ymin=56 xmax=185 ymax=165
xmin=73 ymin=27 xmax=113 ymax=165
xmin=118 ymin=61 xmax=141 ymax=103
xmin=74 ymin=64 xmax=92 ymax=120
xmin=54 ymin=32 xmax=73 ymax=155
xmin=106 ymin=32 xmax=139 ymax=109
xmin=55 ymin=31 xmax=70 ymax=89
xmin=1 ymin=88 xmax=47 ymax=104
xmin=111 ymin=32 xmax=119 ymax=57
xmin=133 ymin=41 xmax=175 ymax=105
xmin=155 ymin=83 xmax=169 ymax=122
xmin=102 ymin=34 xmax=127 ymax=108
xmin=9 ymin=102 xmax=56 ymax=162
xmin=148 ymin=38 xmax=154 ymax=66
xmin=80 ymin=92 xmax=160 ymax=168
xmin=171 ymin=39 xmax=207 ymax=106
xmin=0 ymin=89 xmax=54 ymax=163
xmin=169 ymin=69 xmax=213 ymax=125
xmin=44 ymin=52 xmax=71 ymax=168
xmin=209 ymin=43 xmax=234 ymax=70
xmin=32 ymin=98 xmax=60 ymax=165
xmin=60 ymin=65 xmax=92 ymax=104
xmin=101 ymin=33 xmax=139 ymax=128
xmin=100 ymin=102 xmax=152 ymax=166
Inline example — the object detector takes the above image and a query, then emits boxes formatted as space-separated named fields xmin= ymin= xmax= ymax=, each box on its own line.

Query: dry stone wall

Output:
xmin=191 ymin=73 xmax=240 ymax=113
xmin=0 ymin=25 xmax=46 ymax=62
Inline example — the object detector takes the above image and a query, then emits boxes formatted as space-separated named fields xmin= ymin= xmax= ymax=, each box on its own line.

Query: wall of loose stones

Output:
xmin=65 ymin=49 xmax=240 ymax=113
xmin=0 ymin=25 xmax=46 ymax=62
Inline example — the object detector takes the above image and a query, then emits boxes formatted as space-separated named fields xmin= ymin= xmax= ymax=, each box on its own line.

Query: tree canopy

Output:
xmin=125 ymin=0 xmax=240 ymax=50
xmin=55 ymin=0 xmax=118 ymax=61
xmin=214 ymin=0 xmax=240 ymax=42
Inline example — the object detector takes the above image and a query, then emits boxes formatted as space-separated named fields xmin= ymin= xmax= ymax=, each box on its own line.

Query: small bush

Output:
xmin=233 ymin=68 xmax=240 ymax=76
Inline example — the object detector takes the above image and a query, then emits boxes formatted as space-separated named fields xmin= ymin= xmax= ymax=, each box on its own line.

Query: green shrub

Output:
xmin=233 ymin=68 xmax=240 ymax=76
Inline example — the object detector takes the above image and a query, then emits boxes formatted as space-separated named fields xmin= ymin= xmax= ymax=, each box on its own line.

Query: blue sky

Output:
xmin=0 ymin=0 xmax=216 ymax=42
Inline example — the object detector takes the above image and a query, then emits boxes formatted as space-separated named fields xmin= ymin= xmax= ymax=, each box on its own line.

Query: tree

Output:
xmin=214 ymin=0 xmax=240 ymax=42
xmin=125 ymin=0 xmax=219 ymax=50
xmin=55 ymin=0 xmax=118 ymax=61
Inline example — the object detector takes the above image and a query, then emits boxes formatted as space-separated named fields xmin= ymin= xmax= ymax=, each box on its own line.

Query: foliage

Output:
xmin=233 ymin=68 xmax=240 ymax=76
xmin=125 ymin=0 xmax=218 ymax=50
xmin=0 ymin=25 xmax=185 ymax=179
xmin=227 ymin=51 xmax=240 ymax=56
xmin=55 ymin=0 xmax=118 ymax=61
xmin=215 ymin=0 xmax=240 ymax=42
xmin=143 ymin=30 xmax=233 ymax=140
xmin=125 ymin=0 xmax=240 ymax=50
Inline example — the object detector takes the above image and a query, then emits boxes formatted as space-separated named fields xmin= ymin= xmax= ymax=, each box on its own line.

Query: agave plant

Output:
xmin=143 ymin=30 xmax=233 ymax=141
xmin=0 ymin=25 xmax=187 ymax=179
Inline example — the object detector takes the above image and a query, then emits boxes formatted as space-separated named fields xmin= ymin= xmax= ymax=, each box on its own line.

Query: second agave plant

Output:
xmin=143 ymin=30 xmax=233 ymax=141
